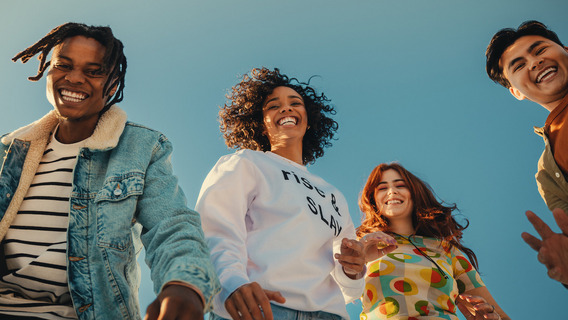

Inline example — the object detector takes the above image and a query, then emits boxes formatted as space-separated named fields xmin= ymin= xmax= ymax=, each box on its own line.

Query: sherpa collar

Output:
xmin=1 ymin=105 xmax=127 ymax=150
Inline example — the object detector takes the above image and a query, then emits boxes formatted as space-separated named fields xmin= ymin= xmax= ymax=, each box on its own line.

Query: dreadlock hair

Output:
xmin=357 ymin=163 xmax=479 ymax=270
xmin=219 ymin=67 xmax=338 ymax=165
xmin=12 ymin=22 xmax=127 ymax=112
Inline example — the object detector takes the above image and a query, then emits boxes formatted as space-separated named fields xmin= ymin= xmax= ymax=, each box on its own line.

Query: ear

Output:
xmin=509 ymin=86 xmax=526 ymax=101
xmin=109 ymin=85 xmax=117 ymax=97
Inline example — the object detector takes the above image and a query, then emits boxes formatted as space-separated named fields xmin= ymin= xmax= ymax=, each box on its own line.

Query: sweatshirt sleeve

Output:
xmin=195 ymin=153 xmax=258 ymax=314
xmin=330 ymin=212 xmax=365 ymax=304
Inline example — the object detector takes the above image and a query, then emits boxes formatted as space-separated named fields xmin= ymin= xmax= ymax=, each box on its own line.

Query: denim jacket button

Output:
xmin=114 ymin=188 xmax=123 ymax=196
xmin=556 ymin=172 xmax=561 ymax=178
xmin=6 ymin=193 xmax=10 ymax=198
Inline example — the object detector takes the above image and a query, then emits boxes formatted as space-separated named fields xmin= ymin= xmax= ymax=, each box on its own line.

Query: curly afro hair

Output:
xmin=219 ymin=67 xmax=338 ymax=164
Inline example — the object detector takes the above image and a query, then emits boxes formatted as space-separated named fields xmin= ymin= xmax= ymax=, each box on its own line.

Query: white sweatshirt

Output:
xmin=196 ymin=150 xmax=363 ymax=319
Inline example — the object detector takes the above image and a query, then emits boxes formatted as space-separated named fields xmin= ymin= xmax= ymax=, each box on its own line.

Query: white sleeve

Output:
xmin=330 ymin=215 xmax=365 ymax=304
xmin=195 ymin=154 xmax=258 ymax=313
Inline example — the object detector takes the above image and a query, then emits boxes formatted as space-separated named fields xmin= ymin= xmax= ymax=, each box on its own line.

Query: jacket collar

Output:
xmin=1 ymin=105 xmax=127 ymax=151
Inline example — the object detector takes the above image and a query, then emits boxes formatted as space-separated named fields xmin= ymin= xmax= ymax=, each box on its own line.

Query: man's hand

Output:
xmin=335 ymin=238 xmax=366 ymax=279
xmin=522 ymin=208 xmax=568 ymax=285
xmin=225 ymin=282 xmax=286 ymax=320
xmin=360 ymin=231 xmax=398 ymax=262
xmin=145 ymin=284 xmax=204 ymax=320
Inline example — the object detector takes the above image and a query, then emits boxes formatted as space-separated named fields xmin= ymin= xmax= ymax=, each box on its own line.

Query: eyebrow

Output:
xmin=377 ymin=179 xmax=405 ymax=185
xmin=508 ymin=40 xmax=545 ymax=70
xmin=56 ymin=55 xmax=103 ymax=68
xmin=264 ymin=95 xmax=303 ymax=106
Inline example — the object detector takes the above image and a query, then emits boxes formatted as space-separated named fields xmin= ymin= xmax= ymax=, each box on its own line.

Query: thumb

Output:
xmin=264 ymin=290 xmax=286 ymax=303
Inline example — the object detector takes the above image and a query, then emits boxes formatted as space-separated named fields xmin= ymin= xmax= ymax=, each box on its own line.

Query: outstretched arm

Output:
xmin=522 ymin=208 xmax=568 ymax=285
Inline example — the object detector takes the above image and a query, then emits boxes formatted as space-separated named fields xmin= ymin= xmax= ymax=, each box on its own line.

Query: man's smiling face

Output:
xmin=501 ymin=35 xmax=568 ymax=111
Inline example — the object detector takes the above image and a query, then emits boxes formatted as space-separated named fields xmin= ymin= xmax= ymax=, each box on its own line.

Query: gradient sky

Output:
xmin=1 ymin=1 xmax=566 ymax=319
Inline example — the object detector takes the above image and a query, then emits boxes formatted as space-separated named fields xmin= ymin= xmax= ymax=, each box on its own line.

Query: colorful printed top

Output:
xmin=360 ymin=235 xmax=485 ymax=320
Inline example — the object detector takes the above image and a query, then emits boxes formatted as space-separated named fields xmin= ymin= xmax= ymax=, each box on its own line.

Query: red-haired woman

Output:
xmin=357 ymin=163 xmax=509 ymax=320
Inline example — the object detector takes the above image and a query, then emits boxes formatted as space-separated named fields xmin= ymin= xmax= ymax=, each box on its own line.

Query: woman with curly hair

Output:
xmin=196 ymin=67 xmax=394 ymax=320
xmin=357 ymin=163 xmax=510 ymax=320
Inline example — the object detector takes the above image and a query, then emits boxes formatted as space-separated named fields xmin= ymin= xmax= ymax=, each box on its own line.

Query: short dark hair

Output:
xmin=486 ymin=20 xmax=563 ymax=88
xmin=219 ymin=67 xmax=338 ymax=165
xmin=12 ymin=22 xmax=127 ymax=111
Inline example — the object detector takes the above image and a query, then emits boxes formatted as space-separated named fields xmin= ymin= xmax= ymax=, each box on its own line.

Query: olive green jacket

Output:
xmin=535 ymin=126 xmax=568 ymax=213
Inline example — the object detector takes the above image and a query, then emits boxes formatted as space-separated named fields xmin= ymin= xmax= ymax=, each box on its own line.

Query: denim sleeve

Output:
xmin=137 ymin=134 xmax=220 ymax=310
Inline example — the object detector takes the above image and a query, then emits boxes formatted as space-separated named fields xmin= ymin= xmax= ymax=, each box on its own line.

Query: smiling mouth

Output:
xmin=278 ymin=116 xmax=298 ymax=126
xmin=60 ymin=89 xmax=88 ymax=103
xmin=386 ymin=200 xmax=403 ymax=205
xmin=536 ymin=67 xmax=557 ymax=83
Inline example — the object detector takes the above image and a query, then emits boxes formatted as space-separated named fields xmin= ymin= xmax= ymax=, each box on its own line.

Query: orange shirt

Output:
xmin=545 ymin=94 xmax=568 ymax=178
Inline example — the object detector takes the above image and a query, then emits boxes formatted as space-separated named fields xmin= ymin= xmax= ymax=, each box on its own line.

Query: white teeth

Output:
xmin=386 ymin=200 xmax=402 ymax=205
xmin=60 ymin=89 xmax=87 ymax=102
xmin=278 ymin=116 xmax=297 ymax=125
xmin=537 ymin=67 xmax=556 ymax=83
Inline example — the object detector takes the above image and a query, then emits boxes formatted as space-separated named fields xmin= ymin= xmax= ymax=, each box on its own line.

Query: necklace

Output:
xmin=392 ymin=233 xmax=449 ymax=279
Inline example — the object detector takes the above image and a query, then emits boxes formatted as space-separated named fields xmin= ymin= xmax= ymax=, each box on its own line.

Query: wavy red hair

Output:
xmin=356 ymin=163 xmax=478 ymax=269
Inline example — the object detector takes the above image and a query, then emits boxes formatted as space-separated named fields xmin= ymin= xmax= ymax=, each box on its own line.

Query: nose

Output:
xmin=387 ymin=187 xmax=398 ymax=195
xmin=279 ymin=106 xmax=292 ymax=113
xmin=530 ymin=58 xmax=544 ymax=71
xmin=65 ymin=69 xmax=85 ymax=84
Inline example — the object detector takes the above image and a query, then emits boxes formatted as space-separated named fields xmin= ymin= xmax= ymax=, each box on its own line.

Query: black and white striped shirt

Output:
xmin=0 ymin=133 xmax=85 ymax=319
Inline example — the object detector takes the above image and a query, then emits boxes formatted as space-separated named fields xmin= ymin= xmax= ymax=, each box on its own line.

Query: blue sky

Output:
xmin=1 ymin=1 xmax=566 ymax=319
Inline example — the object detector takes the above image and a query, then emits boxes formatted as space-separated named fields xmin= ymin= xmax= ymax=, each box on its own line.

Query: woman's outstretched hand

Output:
xmin=360 ymin=231 xmax=398 ymax=262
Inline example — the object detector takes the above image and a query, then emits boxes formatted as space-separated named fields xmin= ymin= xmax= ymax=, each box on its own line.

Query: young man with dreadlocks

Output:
xmin=0 ymin=22 xmax=219 ymax=319
xmin=486 ymin=20 xmax=568 ymax=289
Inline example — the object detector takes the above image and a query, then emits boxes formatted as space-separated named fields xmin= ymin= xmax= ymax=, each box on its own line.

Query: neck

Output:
xmin=389 ymin=218 xmax=414 ymax=236
xmin=270 ymin=144 xmax=303 ymax=165
xmin=56 ymin=118 xmax=98 ymax=144
xmin=541 ymin=92 xmax=568 ymax=112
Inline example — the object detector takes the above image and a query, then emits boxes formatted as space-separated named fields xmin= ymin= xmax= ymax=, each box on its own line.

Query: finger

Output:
xmin=472 ymin=302 xmax=494 ymax=315
xmin=225 ymin=298 xmax=241 ymax=320
xmin=459 ymin=294 xmax=486 ymax=306
xmin=252 ymin=288 xmax=272 ymax=320
xmin=231 ymin=292 xmax=253 ymax=320
xmin=342 ymin=238 xmax=364 ymax=255
xmin=552 ymin=208 xmax=568 ymax=234
xmin=521 ymin=232 xmax=542 ymax=251
xmin=264 ymin=290 xmax=286 ymax=304
xmin=457 ymin=302 xmax=475 ymax=319
xmin=241 ymin=284 xmax=266 ymax=320
xmin=335 ymin=252 xmax=365 ymax=267
xmin=539 ymin=246 xmax=556 ymax=269
xmin=526 ymin=210 xmax=554 ymax=239
xmin=362 ymin=232 xmax=397 ymax=245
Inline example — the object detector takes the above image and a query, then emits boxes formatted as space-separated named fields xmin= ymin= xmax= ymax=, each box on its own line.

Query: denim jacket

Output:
xmin=534 ymin=126 xmax=568 ymax=213
xmin=0 ymin=106 xmax=219 ymax=319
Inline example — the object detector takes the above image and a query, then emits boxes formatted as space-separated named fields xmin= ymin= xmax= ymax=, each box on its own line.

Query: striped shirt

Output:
xmin=0 ymin=132 xmax=85 ymax=319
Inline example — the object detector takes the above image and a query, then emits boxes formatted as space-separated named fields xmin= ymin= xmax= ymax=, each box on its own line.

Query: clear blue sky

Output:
xmin=1 ymin=1 xmax=566 ymax=319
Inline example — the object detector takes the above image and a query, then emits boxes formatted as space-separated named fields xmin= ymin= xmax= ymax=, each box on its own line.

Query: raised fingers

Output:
xmin=526 ymin=210 xmax=554 ymax=239
xmin=521 ymin=231 xmax=542 ymax=251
